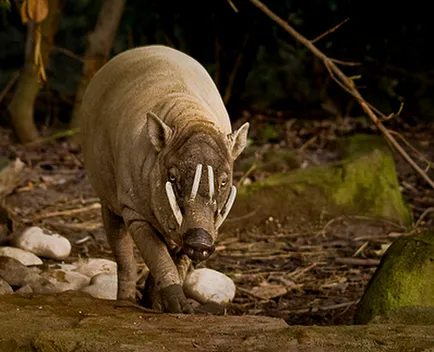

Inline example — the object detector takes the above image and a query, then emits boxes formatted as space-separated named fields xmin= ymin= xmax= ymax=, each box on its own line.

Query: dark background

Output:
xmin=1 ymin=0 xmax=433 ymax=128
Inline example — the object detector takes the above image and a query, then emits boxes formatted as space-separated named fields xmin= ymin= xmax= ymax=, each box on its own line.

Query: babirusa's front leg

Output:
xmin=126 ymin=219 xmax=193 ymax=314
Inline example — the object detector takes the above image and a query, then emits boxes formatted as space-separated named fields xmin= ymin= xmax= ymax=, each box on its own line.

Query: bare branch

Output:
xmin=249 ymin=0 xmax=434 ymax=190
xmin=311 ymin=18 xmax=350 ymax=44
xmin=227 ymin=0 xmax=238 ymax=13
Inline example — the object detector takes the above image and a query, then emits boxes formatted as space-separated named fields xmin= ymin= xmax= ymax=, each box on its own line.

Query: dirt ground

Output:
xmin=1 ymin=111 xmax=433 ymax=326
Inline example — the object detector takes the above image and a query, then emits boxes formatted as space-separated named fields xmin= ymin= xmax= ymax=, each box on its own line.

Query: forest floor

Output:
xmin=1 ymin=111 xmax=434 ymax=326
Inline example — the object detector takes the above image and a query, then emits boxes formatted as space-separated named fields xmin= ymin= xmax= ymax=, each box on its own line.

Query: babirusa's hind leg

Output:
xmin=101 ymin=204 xmax=137 ymax=301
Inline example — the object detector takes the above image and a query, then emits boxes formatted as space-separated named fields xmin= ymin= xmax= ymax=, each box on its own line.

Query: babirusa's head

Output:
xmin=146 ymin=112 xmax=249 ymax=263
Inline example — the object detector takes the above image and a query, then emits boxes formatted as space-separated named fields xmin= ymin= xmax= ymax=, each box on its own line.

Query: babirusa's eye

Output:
xmin=168 ymin=167 xmax=178 ymax=183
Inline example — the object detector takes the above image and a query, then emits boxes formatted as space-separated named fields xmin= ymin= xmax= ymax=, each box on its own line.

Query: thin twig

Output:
xmin=52 ymin=46 xmax=85 ymax=63
xmin=335 ymin=257 xmax=380 ymax=266
xmin=249 ymin=0 xmax=434 ymax=190
xmin=236 ymin=163 xmax=257 ymax=187
xmin=24 ymin=128 xmax=80 ymax=147
xmin=26 ymin=203 xmax=101 ymax=223
xmin=330 ymin=58 xmax=361 ymax=67
xmin=415 ymin=207 xmax=434 ymax=227
xmin=0 ymin=71 xmax=19 ymax=104
xmin=388 ymin=130 xmax=433 ymax=167
xmin=352 ymin=241 xmax=369 ymax=257
xmin=282 ymin=300 xmax=357 ymax=315
xmin=311 ymin=18 xmax=350 ymax=43
xmin=226 ymin=0 xmax=239 ymax=12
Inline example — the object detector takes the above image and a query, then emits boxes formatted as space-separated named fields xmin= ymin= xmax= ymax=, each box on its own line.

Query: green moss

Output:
xmin=338 ymin=134 xmax=392 ymax=159
xmin=235 ymin=149 xmax=410 ymax=228
xmin=354 ymin=231 xmax=434 ymax=324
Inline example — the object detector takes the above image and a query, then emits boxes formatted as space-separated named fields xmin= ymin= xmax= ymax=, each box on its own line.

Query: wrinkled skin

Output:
xmin=79 ymin=45 xmax=249 ymax=313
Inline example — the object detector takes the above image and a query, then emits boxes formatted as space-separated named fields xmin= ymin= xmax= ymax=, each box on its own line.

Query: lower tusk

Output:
xmin=190 ymin=164 xmax=203 ymax=200
xmin=215 ymin=185 xmax=237 ymax=229
xmin=207 ymin=165 xmax=214 ymax=200
xmin=165 ymin=181 xmax=183 ymax=226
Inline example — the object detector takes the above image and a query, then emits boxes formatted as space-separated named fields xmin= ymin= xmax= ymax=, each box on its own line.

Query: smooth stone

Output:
xmin=81 ymin=273 xmax=117 ymax=300
xmin=0 ymin=247 xmax=43 ymax=266
xmin=0 ymin=256 xmax=30 ymax=287
xmin=12 ymin=226 xmax=71 ymax=260
xmin=183 ymin=268 xmax=236 ymax=305
xmin=0 ymin=277 xmax=13 ymax=295
xmin=15 ymin=284 xmax=33 ymax=295
xmin=26 ymin=270 xmax=91 ymax=294
xmin=48 ymin=263 xmax=77 ymax=271
xmin=74 ymin=258 xmax=117 ymax=278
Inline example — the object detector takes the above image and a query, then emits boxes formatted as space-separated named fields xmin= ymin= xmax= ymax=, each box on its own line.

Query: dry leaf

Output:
xmin=26 ymin=0 xmax=48 ymax=23
xmin=20 ymin=0 xmax=29 ymax=23
xmin=250 ymin=284 xmax=288 ymax=300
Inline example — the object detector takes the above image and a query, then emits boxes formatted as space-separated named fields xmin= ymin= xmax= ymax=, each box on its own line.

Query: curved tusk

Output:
xmin=165 ymin=181 xmax=183 ymax=226
xmin=207 ymin=165 xmax=214 ymax=200
xmin=190 ymin=164 xmax=203 ymax=200
xmin=215 ymin=185 xmax=237 ymax=229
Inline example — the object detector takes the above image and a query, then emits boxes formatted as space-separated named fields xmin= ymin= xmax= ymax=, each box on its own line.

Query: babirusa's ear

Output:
xmin=228 ymin=122 xmax=249 ymax=160
xmin=147 ymin=112 xmax=173 ymax=152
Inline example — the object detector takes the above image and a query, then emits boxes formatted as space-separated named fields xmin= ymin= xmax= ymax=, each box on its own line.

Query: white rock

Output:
xmin=15 ymin=284 xmax=33 ymax=295
xmin=26 ymin=270 xmax=91 ymax=294
xmin=12 ymin=226 xmax=71 ymax=260
xmin=48 ymin=263 xmax=77 ymax=271
xmin=0 ymin=246 xmax=43 ymax=266
xmin=183 ymin=268 xmax=236 ymax=305
xmin=73 ymin=258 xmax=117 ymax=278
xmin=81 ymin=273 xmax=117 ymax=300
xmin=0 ymin=277 xmax=13 ymax=295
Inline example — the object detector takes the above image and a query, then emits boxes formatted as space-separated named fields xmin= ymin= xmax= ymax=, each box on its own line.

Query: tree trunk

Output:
xmin=7 ymin=0 xmax=62 ymax=144
xmin=69 ymin=0 xmax=126 ymax=135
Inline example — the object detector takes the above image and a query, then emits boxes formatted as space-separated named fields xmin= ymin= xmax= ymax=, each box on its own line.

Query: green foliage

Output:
xmin=0 ymin=0 xmax=11 ymax=11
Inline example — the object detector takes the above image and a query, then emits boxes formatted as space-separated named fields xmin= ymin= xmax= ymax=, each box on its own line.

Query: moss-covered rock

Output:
xmin=354 ymin=231 xmax=434 ymax=324
xmin=337 ymin=134 xmax=392 ymax=159
xmin=225 ymin=147 xmax=411 ymax=231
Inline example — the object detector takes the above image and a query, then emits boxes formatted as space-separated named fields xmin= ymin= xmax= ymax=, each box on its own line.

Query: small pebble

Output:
xmin=183 ymin=268 xmax=236 ymax=305
xmin=15 ymin=284 xmax=33 ymax=295
xmin=0 ymin=256 xmax=30 ymax=287
xmin=0 ymin=277 xmax=13 ymax=295
xmin=12 ymin=226 xmax=71 ymax=260
xmin=0 ymin=247 xmax=43 ymax=266
xmin=81 ymin=273 xmax=117 ymax=300
xmin=27 ymin=270 xmax=90 ymax=294
xmin=74 ymin=258 xmax=117 ymax=278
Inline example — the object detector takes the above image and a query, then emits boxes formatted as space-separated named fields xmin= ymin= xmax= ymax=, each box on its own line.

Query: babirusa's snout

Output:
xmin=183 ymin=228 xmax=215 ymax=262
xmin=166 ymin=164 xmax=237 ymax=231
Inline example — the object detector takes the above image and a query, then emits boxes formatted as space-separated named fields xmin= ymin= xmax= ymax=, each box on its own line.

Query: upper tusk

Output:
xmin=190 ymin=164 xmax=203 ymax=200
xmin=207 ymin=165 xmax=214 ymax=200
xmin=215 ymin=185 xmax=237 ymax=229
xmin=165 ymin=181 xmax=183 ymax=226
